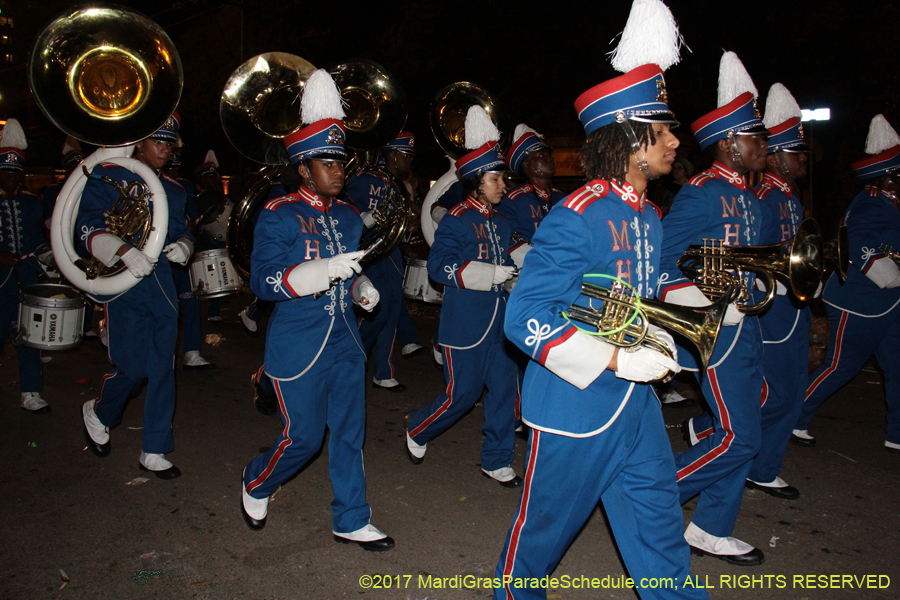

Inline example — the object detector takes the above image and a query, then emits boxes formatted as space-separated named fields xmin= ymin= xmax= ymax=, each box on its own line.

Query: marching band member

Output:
xmin=79 ymin=114 xmax=195 ymax=479
xmin=343 ymin=132 xmax=417 ymax=391
xmin=693 ymin=84 xmax=810 ymax=500
xmin=794 ymin=115 xmax=900 ymax=452
xmin=404 ymin=105 xmax=522 ymax=487
xmin=657 ymin=51 xmax=768 ymax=565
xmin=239 ymin=70 xmax=393 ymax=551
xmin=494 ymin=2 xmax=707 ymax=597
xmin=0 ymin=119 xmax=52 ymax=413
xmin=500 ymin=123 xmax=564 ymax=258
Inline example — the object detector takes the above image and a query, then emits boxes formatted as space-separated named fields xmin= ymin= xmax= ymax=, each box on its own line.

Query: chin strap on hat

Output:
xmin=616 ymin=111 xmax=650 ymax=176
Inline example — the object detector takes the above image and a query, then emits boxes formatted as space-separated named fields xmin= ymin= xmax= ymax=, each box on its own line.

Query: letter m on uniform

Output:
xmin=607 ymin=220 xmax=632 ymax=251
xmin=721 ymin=196 xmax=742 ymax=218
xmin=298 ymin=215 xmax=319 ymax=235
xmin=471 ymin=223 xmax=488 ymax=239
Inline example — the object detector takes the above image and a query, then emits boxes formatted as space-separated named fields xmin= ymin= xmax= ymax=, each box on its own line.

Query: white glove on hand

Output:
xmin=328 ymin=250 xmax=365 ymax=281
xmin=615 ymin=346 xmax=681 ymax=383
xmin=121 ymin=247 xmax=155 ymax=278
xmin=723 ymin=303 xmax=745 ymax=326
xmin=647 ymin=324 xmax=678 ymax=363
xmin=356 ymin=278 xmax=380 ymax=311
xmin=492 ymin=265 xmax=516 ymax=285
xmin=163 ymin=240 xmax=192 ymax=266
xmin=361 ymin=211 xmax=377 ymax=228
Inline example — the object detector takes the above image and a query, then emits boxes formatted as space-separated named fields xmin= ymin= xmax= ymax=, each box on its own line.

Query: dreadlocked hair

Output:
xmin=579 ymin=121 xmax=656 ymax=184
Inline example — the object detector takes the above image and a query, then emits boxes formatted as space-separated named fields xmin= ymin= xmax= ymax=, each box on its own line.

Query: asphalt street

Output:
xmin=1 ymin=294 xmax=897 ymax=600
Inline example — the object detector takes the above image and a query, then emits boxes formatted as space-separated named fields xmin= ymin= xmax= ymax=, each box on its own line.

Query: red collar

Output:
xmin=528 ymin=183 xmax=551 ymax=201
xmin=763 ymin=171 xmax=793 ymax=195
xmin=298 ymin=185 xmax=330 ymax=212
xmin=610 ymin=179 xmax=646 ymax=213
xmin=711 ymin=161 xmax=748 ymax=190
xmin=464 ymin=193 xmax=491 ymax=216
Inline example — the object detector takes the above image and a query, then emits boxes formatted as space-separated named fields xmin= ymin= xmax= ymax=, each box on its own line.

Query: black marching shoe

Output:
xmin=333 ymin=525 xmax=395 ymax=552
xmin=690 ymin=545 xmax=766 ymax=567
xmin=240 ymin=473 xmax=268 ymax=531
xmin=139 ymin=452 xmax=181 ymax=480
xmin=745 ymin=477 xmax=800 ymax=500
xmin=82 ymin=400 xmax=111 ymax=457
xmin=372 ymin=379 xmax=406 ymax=393
xmin=790 ymin=429 xmax=816 ymax=447
xmin=482 ymin=467 xmax=523 ymax=488
xmin=684 ymin=522 xmax=765 ymax=567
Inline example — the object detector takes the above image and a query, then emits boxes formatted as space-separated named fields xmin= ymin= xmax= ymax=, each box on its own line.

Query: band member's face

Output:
xmin=479 ymin=171 xmax=507 ymax=205
xmin=387 ymin=150 xmax=413 ymax=179
xmin=302 ymin=159 xmax=345 ymax=197
xmin=137 ymin=139 xmax=174 ymax=170
xmin=735 ymin=134 xmax=768 ymax=172
xmin=0 ymin=171 xmax=22 ymax=196
xmin=525 ymin=148 xmax=556 ymax=180
xmin=636 ymin=124 xmax=680 ymax=178
xmin=780 ymin=151 xmax=808 ymax=178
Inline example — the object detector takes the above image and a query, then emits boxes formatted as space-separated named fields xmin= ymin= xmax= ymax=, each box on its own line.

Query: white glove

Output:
xmin=503 ymin=275 xmax=518 ymax=294
xmin=328 ymin=250 xmax=365 ymax=281
xmin=615 ymin=346 xmax=681 ymax=383
xmin=492 ymin=265 xmax=516 ymax=285
xmin=120 ymin=247 xmax=155 ymax=278
xmin=163 ymin=239 xmax=192 ymax=266
xmin=723 ymin=303 xmax=745 ymax=326
xmin=356 ymin=278 xmax=380 ymax=311
xmin=360 ymin=211 xmax=377 ymax=228
xmin=647 ymin=324 xmax=678 ymax=363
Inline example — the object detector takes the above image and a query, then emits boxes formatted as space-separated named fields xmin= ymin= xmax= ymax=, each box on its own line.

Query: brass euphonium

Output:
xmin=677 ymin=218 xmax=824 ymax=316
xmin=563 ymin=282 xmax=735 ymax=382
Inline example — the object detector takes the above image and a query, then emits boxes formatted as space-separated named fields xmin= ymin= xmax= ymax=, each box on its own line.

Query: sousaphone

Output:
xmin=29 ymin=4 xmax=183 ymax=296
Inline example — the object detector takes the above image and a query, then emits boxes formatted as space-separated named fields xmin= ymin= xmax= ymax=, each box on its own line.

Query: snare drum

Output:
xmin=189 ymin=248 xmax=243 ymax=299
xmin=18 ymin=284 xmax=86 ymax=350
xmin=402 ymin=259 xmax=443 ymax=304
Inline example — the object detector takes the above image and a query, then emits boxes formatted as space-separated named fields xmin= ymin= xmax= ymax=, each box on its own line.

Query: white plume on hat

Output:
xmin=512 ymin=123 xmax=542 ymax=144
xmin=717 ymin=51 xmax=758 ymax=108
xmin=0 ymin=118 xmax=27 ymax=149
xmin=300 ymin=69 xmax=346 ymax=125
xmin=464 ymin=105 xmax=500 ymax=150
xmin=763 ymin=83 xmax=801 ymax=129
xmin=202 ymin=149 xmax=220 ymax=168
xmin=609 ymin=0 xmax=684 ymax=73
xmin=62 ymin=135 xmax=82 ymax=155
xmin=865 ymin=115 xmax=900 ymax=155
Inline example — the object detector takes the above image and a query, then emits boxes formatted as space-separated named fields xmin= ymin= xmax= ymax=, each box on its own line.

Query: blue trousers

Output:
xmin=94 ymin=271 xmax=179 ymax=454
xmin=358 ymin=256 xmax=405 ymax=381
xmin=798 ymin=302 xmax=900 ymax=444
xmin=171 ymin=265 xmax=201 ymax=353
xmin=493 ymin=392 xmax=708 ymax=600
xmin=694 ymin=298 xmax=809 ymax=483
xmin=1 ymin=282 xmax=42 ymax=393
xmin=396 ymin=299 xmax=421 ymax=347
xmin=407 ymin=319 xmax=519 ymax=471
xmin=676 ymin=320 xmax=763 ymax=538
xmin=244 ymin=328 xmax=372 ymax=534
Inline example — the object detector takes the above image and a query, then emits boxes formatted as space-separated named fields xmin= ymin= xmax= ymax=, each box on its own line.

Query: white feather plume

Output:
xmin=865 ymin=115 xmax=900 ymax=155
xmin=610 ymin=0 xmax=684 ymax=73
xmin=300 ymin=69 xmax=346 ymax=125
xmin=0 ymin=118 xmax=27 ymax=150
xmin=202 ymin=149 xmax=219 ymax=168
xmin=62 ymin=135 xmax=82 ymax=155
xmin=763 ymin=83 xmax=801 ymax=129
xmin=464 ymin=106 xmax=500 ymax=150
xmin=512 ymin=123 xmax=541 ymax=144
xmin=717 ymin=51 xmax=758 ymax=108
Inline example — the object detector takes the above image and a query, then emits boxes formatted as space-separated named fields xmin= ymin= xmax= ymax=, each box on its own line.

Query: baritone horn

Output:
xmin=563 ymin=282 xmax=735 ymax=382
xmin=28 ymin=5 xmax=182 ymax=296
xmin=676 ymin=218 xmax=824 ymax=316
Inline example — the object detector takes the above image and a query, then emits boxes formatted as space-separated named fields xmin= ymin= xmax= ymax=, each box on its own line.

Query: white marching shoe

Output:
xmin=684 ymin=522 xmax=764 ymax=566
xmin=20 ymin=392 xmax=50 ymax=413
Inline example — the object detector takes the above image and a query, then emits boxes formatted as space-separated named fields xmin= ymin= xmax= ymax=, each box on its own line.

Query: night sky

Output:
xmin=6 ymin=0 xmax=900 ymax=225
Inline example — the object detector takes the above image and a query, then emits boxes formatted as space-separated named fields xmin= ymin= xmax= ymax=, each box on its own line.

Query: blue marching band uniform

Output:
xmin=796 ymin=129 xmax=900 ymax=450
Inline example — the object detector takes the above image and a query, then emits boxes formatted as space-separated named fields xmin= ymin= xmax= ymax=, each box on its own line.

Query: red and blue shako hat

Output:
xmin=148 ymin=112 xmax=180 ymax=143
xmin=0 ymin=118 xmax=27 ymax=171
xmin=284 ymin=69 xmax=347 ymax=165
xmin=852 ymin=115 xmax=900 ymax=181
xmin=762 ymin=83 xmax=807 ymax=154
xmin=195 ymin=149 xmax=220 ymax=178
xmin=382 ymin=132 xmax=414 ymax=156
xmin=691 ymin=52 xmax=768 ymax=150
xmin=455 ymin=105 xmax=506 ymax=181
xmin=574 ymin=0 xmax=683 ymax=137
xmin=507 ymin=124 xmax=550 ymax=176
